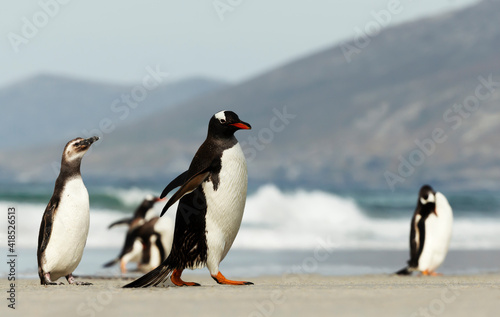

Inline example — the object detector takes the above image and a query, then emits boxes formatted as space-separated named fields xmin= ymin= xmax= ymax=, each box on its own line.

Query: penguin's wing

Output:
xmin=108 ymin=217 xmax=132 ymax=229
xmin=160 ymin=168 xmax=210 ymax=217
xmin=416 ymin=215 xmax=426 ymax=260
xmin=408 ymin=212 xmax=426 ymax=268
xmin=140 ymin=239 xmax=152 ymax=265
xmin=154 ymin=233 xmax=167 ymax=261
xmin=160 ymin=170 xmax=189 ymax=199
xmin=408 ymin=214 xmax=420 ymax=267
xmin=37 ymin=197 xmax=59 ymax=261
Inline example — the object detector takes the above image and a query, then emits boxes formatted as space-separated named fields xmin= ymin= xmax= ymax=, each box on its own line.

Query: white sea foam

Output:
xmin=1 ymin=185 xmax=500 ymax=250
xmin=101 ymin=186 xmax=158 ymax=207
xmin=235 ymin=185 xmax=500 ymax=250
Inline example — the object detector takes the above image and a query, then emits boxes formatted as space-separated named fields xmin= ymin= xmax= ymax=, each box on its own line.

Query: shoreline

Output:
xmin=4 ymin=248 xmax=500 ymax=280
xmin=2 ymin=274 xmax=499 ymax=317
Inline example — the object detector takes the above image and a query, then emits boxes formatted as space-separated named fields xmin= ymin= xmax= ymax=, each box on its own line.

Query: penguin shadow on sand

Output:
xmin=395 ymin=185 xmax=454 ymax=277
xmin=104 ymin=195 xmax=174 ymax=275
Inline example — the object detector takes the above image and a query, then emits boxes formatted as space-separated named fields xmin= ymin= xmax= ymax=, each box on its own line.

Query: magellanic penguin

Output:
xmin=396 ymin=185 xmax=453 ymax=276
xmin=104 ymin=216 xmax=174 ymax=273
xmin=124 ymin=110 xmax=252 ymax=288
xmin=108 ymin=195 xmax=163 ymax=230
xmin=37 ymin=136 xmax=99 ymax=285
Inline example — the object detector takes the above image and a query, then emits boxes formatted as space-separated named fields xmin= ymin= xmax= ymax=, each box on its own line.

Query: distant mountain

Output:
xmin=2 ymin=0 xmax=500 ymax=191
xmin=0 ymin=74 xmax=228 ymax=149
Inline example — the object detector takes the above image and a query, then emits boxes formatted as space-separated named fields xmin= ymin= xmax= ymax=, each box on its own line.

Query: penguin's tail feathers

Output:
xmin=103 ymin=258 xmax=119 ymax=268
xmin=123 ymin=259 xmax=174 ymax=288
xmin=395 ymin=266 xmax=413 ymax=275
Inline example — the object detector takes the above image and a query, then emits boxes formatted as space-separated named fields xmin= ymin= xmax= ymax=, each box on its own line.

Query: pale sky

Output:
xmin=0 ymin=0 xmax=478 ymax=87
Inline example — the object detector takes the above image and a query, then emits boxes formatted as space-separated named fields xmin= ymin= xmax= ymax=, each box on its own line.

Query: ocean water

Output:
xmin=1 ymin=183 xmax=499 ymax=278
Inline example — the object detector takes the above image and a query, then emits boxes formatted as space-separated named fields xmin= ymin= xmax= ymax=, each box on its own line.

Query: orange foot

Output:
xmin=211 ymin=272 xmax=253 ymax=285
xmin=120 ymin=260 xmax=127 ymax=274
xmin=171 ymin=269 xmax=200 ymax=286
xmin=422 ymin=270 xmax=442 ymax=276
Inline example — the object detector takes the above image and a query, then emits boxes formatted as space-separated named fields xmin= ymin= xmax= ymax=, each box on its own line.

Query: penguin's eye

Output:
xmin=219 ymin=119 xmax=226 ymax=124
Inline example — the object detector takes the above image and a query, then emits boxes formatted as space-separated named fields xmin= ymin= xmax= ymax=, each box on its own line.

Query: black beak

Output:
xmin=86 ymin=136 xmax=99 ymax=145
xmin=76 ymin=136 xmax=99 ymax=149
xmin=82 ymin=136 xmax=99 ymax=146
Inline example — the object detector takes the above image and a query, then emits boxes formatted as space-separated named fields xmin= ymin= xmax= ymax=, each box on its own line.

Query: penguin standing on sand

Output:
xmin=104 ymin=216 xmax=174 ymax=273
xmin=396 ymin=185 xmax=453 ymax=276
xmin=105 ymin=195 xmax=165 ymax=272
xmin=124 ymin=110 xmax=252 ymax=288
xmin=37 ymin=136 xmax=99 ymax=285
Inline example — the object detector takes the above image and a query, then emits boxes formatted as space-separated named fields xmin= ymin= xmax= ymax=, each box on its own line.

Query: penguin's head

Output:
xmin=143 ymin=194 xmax=162 ymax=205
xmin=63 ymin=136 xmax=99 ymax=163
xmin=418 ymin=184 xmax=437 ymax=215
xmin=419 ymin=185 xmax=436 ymax=205
xmin=209 ymin=110 xmax=251 ymax=138
xmin=138 ymin=195 xmax=163 ymax=213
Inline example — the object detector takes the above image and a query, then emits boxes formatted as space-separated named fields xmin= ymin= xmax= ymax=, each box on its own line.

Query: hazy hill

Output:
xmin=2 ymin=0 xmax=500 ymax=191
xmin=0 ymin=74 xmax=228 ymax=150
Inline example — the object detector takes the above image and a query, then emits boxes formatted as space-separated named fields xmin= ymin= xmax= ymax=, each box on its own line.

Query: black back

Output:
xmin=408 ymin=185 xmax=436 ymax=268
xmin=165 ymin=111 xmax=247 ymax=269
xmin=37 ymin=138 xmax=86 ymax=283
xmin=123 ymin=112 xmax=251 ymax=287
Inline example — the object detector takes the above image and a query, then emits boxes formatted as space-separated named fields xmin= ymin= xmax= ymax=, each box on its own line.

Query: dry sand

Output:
xmin=1 ymin=274 xmax=499 ymax=317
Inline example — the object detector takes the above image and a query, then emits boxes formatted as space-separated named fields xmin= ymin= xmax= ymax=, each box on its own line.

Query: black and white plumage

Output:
xmin=104 ymin=216 xmax=174 ymax=273
xmin=107 ymin=195 xmax=162 ymax=230
xmin=396 ymin=185 xmax=453 ymax=276
xmin=124 ymin=110 xmax=252 ymax=288
xmin=37 ymin=136 xmax=99 ymax=285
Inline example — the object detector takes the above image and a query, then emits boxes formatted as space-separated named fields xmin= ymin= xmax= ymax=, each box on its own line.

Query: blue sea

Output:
xmin=1 ymin=183 xmax=499 ymax=279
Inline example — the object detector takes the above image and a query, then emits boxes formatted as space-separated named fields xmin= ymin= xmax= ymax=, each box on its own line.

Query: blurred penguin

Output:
xmin=108 ymin=195 xmax=162 ymax=230
xmin=396 ymin=185 xmax=453 ymax=276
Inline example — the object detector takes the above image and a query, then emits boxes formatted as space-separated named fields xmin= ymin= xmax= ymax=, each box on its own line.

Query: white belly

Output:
xmin=42 ymin=177 xmax=90 ymax=281
xmin=122 ymin=240 xmax=143 ymax=265
xmin=418 ymin=192 xmax=453 ymax=272
xmin=154 ymin=216 xmax=174 ymax=256
xmin=204 ymin=143 xmax=248 ymax=275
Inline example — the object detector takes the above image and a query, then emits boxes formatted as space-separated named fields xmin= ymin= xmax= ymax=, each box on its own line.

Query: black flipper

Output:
xmin=108 ymin=217 xmax=132 ymax=229
xmin=155 ymin=233 xmax=167 ymax=261
xmin=160 ymin=169 xmax=210 ymax=217
xmin=160 ymin=170 xmax=189 ymax=199
xmin=413 ymin=215 xmax=427 ymax=266
xmin=37 ymin=197 xmax=59 ymax=285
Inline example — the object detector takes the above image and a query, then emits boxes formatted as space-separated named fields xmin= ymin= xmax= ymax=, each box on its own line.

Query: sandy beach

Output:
xmin=1 ymin=274 xmax=499 ymax=317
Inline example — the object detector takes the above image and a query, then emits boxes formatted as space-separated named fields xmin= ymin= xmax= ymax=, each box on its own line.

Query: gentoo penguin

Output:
xmin=124 ymin=110 xmax=252 ymax=288
xmin=37 ymin=136 xmax=99 ymax=285
xmin=108 ymin=195 xmax=162 ymax=230
xmin=396 ymin=185 xmax=453 ymax=276
xmin=104 ymin=216 xmax=174 ymax=273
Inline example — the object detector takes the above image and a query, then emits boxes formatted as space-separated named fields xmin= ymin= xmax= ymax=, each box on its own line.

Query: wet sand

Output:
xmin=1 ymin=274 xmax=499 ymax=317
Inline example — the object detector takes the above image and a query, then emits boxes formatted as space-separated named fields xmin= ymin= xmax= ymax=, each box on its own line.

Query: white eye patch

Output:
xmin=215 ymin=111 xmax=227 ymax=122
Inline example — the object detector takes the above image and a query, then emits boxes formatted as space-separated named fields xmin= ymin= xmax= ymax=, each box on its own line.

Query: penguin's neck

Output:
xmin=208 ymin=134 xmax=238 ymax=150
xmin=55 ymin=160 xmax=83 ymax=192
xmin=420 ymin=203 xmax=436 ymax=219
